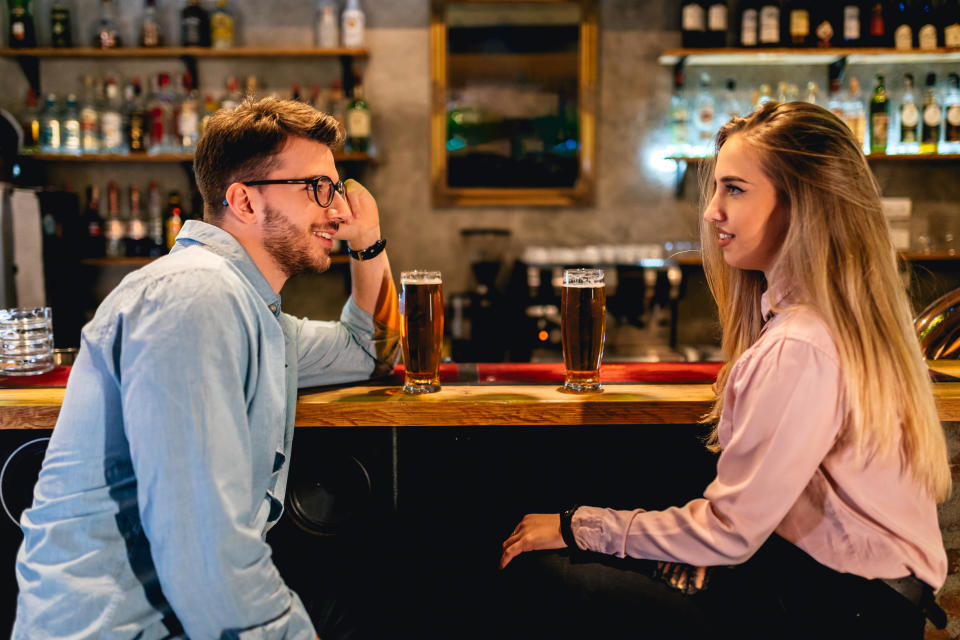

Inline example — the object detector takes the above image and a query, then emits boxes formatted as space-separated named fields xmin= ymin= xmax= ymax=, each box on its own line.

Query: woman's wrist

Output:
xmin=559 ymin=505 xmax=580 ymax=549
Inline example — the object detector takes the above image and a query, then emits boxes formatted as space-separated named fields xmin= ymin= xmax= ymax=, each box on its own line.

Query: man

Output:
xmin=13 ymin=97 xmax=401 ymax=639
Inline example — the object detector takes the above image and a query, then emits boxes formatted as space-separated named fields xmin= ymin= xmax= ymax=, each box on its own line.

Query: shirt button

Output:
xmin=268 ymin=304 xmax=277 ymax=313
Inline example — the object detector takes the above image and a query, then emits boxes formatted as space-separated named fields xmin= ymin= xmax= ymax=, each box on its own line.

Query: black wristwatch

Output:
xmin=346 ymin=238 xmax=387 ymax=261
xmin=560 ymin=505 xmax=580 ymax=550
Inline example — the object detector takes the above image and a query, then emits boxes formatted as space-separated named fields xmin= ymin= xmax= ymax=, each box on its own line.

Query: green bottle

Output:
xmin=8 ymin=0 xmax=37 ymax=48
xmin=870 ymin=75 xmax=889 ymax=155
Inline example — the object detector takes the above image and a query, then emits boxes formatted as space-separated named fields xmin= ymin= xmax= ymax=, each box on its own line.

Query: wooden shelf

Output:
xmin=24 ymin=151 xmax=376 ymax=163
xmin=667 ymin=154 xmax=960 ymax=163
xmin=658 ymin=47 xmax=960 ymax=66
xmin=666 ymin=252 xmax=960 ymax=264
xmin=0 ymin=47 xmax=369 ymax=59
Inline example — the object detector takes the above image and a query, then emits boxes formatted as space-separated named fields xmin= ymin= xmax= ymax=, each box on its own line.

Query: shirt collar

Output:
xmin=171 ymin=220 xmax=282 ymax=315
xmin=760 ymin=280 xmax=793 ymax=324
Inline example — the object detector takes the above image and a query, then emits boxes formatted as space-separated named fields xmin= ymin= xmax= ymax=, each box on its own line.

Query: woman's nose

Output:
xmin=703 ymin=192 xmax=722 ymax=223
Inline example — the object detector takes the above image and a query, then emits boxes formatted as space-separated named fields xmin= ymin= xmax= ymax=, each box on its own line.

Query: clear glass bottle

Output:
xmin=315 ymin=0 xmax=339 ymax=47
xmin=104 ymin=180 xmax=126 ymax=258
xmin=140 ymin=0 xmax=163 ymax=47
xmin=177 ymin=73 xmax=200 ymax=151
xmin=692 ymin=72 xmax=715 ymax=156
xmin=944 ymin=73 xmax=960 ymax=152
xmin=147 ymin=181 xmax=165 ymax=256
xmin=148 ymin=72 xmax=176 ymax=154
xmin=101 ymin=76 xmax=124 ymax=153
xmin=341 ymin=0 xmax=365 ymax=47
xmin=61 ymin=93 xmax=82 ymax=155
xmin=899 ymin=73 xmax=920 ymax=153
xmin=843 ymin=77 xmax=867 ymax=151
xmin=220 ymin=76 xmax=242 ymax=110
xmin=91 ymin=0 xmax=122 ymax=48
xmin=126 ymin=184 xmax=149 ymax=257
xmin=920 ymin=72 xmax=942 ymax=154
xmin=79 ymin=75 xmax=100 ymax=154
xmin=669 ymin=68 xmax=690 ymax=156
xmin=210 ymin=0 xmax=235 ymax=49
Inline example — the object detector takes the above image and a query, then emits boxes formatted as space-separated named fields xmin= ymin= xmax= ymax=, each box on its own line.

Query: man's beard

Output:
xmin=262 ymin=203 xmax=331 ymax=278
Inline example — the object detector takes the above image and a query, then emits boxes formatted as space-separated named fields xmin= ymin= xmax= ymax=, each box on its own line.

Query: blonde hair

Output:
xmin=194 ymin=97 xmax=344 ymax=223
xmin=700 ymin=101 xmax=951 ymax=502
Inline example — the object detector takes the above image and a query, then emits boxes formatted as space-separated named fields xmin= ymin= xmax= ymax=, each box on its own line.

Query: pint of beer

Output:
xmin=561 ymin=268 xmax=606 ymax=392
xmin=400 ymin=271 xmax=444 ymax=394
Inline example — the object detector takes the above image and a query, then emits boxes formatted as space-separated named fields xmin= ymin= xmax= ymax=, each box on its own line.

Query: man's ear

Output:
xmin=223 ymin=182 xmax=258 ymax=224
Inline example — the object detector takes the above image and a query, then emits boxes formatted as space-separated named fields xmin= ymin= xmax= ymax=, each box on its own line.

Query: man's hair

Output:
xmin=193 ymin=97 xmax=344 ymax=223
xmin=699 ymin=101 xmax=951 ymax=502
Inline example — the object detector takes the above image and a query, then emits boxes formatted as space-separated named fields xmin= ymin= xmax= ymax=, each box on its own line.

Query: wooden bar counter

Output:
xmin=3 ymin=361 xmax=960 ymax=429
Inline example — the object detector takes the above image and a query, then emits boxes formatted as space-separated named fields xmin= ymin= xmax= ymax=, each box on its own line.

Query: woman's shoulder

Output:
xmin=759 ymin=304 xmax=840 ymax=365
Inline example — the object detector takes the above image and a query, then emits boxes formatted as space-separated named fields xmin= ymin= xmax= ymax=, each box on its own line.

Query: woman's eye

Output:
xmin=726 ymin=184 xmax=743 ymax=195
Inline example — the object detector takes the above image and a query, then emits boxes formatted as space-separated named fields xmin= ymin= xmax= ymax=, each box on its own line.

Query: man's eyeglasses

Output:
xmin=240 ymin=176 xmax=345 ymax=208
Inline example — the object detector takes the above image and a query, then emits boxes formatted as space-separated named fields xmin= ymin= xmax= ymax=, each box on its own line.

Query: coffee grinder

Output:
xmin=449 ymin=228 xmax=512 ymax=362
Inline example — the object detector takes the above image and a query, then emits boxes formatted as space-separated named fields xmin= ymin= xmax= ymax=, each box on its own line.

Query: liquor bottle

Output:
xmin=916 ymin=0 xmax=939 ymax=48
xmin=704 ymin=1 xmax=729 ymax=47
xmin=181 ymin=0 xmax=211 ymax=47
xmin=126 ymin=185 xmax=148 ymax=257
xmin=79 ymin=76 xmax=100 ymax=155
xmin=50 ymin=3 xmax=73 ymax=47
xmin=177 ymin=73 xmax=200 ymax=151
xmin=804 ymin=81 xmax=820 ymax=104
xmin=221 ymin=76 xmax=242 ymax=110
xmin=245 ymin=75 xmax=259 ymax=100
xmin=899 ymin=73 xmax=920 ymax=151
xmin=945 ymin=0 xmax=960 ymax=47
xmin=124 ymin=78 xmax=148 ymax=153
xmin=92 ymin=0 xmax=122 ymax=49
xmin=812 ymin=1 xmax=839 ymax=47
xmin=329 ymin=79 xmax=347 ymax=125
xmin=784 ymin=0 xmax=812 ymax=46
xmin=867 ymin=0 xmax=890 ymax=46
xmin=346 ymin=75 xmax=371 ymax=153
xmin=210 ymin=0 xmax=235 ymax=49
xmin=315 ymin=0 xmax=339 ymax=47
xmin=40 ymin=93 xmax=61 ymax=152
xmin=722 ymin=78 xmax=747 ymax=119
xmin=758 ymin=0 xmax=782 ymax=46
xmin=61 ymin=94 xmax=82 ymax=155
xmin=920 ymin=72 xmax=941 ymax=153
xmin=8 ymin=0 xmax=37 ymax=48
xmin=148 ymin=73 xmax=175 ymax=153
xmin=740 ymin=0 xmax=761 ymax=45
xmin=841 ymin=1 xmax=864 ymax=45
xmin=165 ymin=191 xmax=183 ymax=250
xmin=944 ymin=73 xmax=960 ymax=151
xmin=104 ymin=181 xmax=126 ymax=258
xmin=140 ymin=0 xmax=164 ymax=47
xmin=290 ymin=82 xmax=303 ymax=102
xmin=756 ymin=82 xmax=774 ymax=108
xmin=20 ymin=87 xmax=41 ymax=152
xmin=693 ymin=72 xmax=716 ymax=154
xmin=844 ymin=77 xmax=867 ymax=149
xmin=341 ymin=0 xmax=365 ymax=47
xmin=101 ymin=76 xmax=124 ymax=153
xmin=681 ymin=0 xmax=707 ymax=47
xmin=82 ymin=185 xmax=105 ymax=259
xmin=199 ymin=93 xmax=218 ymax=137
xmin=828 ymin=76 xmax=845 ymax=123
xmin=147 ymin=181 xmax=165 ymax=256
xmin=870 ymin=74 xmax=890 ymax=154
xmin=892 ymin=0 xmax=915 ymax=49
xmin=669 ymin=68 xmax=690 ymax=154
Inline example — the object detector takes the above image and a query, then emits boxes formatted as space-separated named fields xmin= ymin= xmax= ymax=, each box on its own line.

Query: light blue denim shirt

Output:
xmin=13 ymin=220 xmax=399 ymax=639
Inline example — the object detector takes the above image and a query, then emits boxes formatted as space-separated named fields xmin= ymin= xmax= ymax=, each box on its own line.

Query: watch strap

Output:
xmin=346 ymin=238 xmax=387 ymax=261
xmin=560 ymin=505 xmax=580 ymax=550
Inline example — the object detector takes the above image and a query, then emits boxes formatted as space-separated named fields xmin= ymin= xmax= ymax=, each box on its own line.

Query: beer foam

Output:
xmin=563 ymin=282 xmax=604 ymax=288
xmin=403 ymin=277 xmax=442 ymax=285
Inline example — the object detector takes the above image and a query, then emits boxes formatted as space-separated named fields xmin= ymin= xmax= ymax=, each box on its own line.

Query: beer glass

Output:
xmin=400 ymin=270 xmax=444 ymax=394
xmin=561 ymin=268 xmax=606 ymax=392
xmin=0 ymin=307 xmax=54 ymax=376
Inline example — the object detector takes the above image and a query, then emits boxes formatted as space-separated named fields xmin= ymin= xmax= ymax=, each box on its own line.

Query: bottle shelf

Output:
xmin=669 ymin=252 xmax=960 ymax=265
xmin=0 ymin=47 xmax=369 ymax=59
xmin=658 ymin=47 xmax=960 ymax=67
xmin=24 ymin=151 xmax=375 ymax=163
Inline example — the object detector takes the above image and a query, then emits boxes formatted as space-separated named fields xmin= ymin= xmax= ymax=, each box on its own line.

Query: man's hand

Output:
xmin=336 ymin=178 xmax=381 ymax=251
xmin=500 ymin=513 xmax=565 ymax=570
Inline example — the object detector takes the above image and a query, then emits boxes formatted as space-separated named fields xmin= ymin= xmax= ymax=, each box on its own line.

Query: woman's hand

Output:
xmin=655 ymin=561 xmax=710 ymax=594
xmin=500 ymin=513 xmax=566 ymax=569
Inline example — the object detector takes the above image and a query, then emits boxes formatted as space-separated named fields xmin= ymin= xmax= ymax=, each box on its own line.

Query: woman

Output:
xmin=499 ymin=101 xmax=951 ymax=639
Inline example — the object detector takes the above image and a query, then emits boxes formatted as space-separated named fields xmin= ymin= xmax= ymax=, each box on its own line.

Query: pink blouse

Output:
xmin=572 ymin=290 xmax=948 ymax=589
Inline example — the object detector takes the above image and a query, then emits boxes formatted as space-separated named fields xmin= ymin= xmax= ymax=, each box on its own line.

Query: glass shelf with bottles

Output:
xmin=671 ymin=1 xmax=960 ymax=64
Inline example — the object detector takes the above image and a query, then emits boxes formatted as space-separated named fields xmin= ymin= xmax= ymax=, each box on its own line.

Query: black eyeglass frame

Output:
xmin=239 ymin=176 xmax=345 ymax=208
